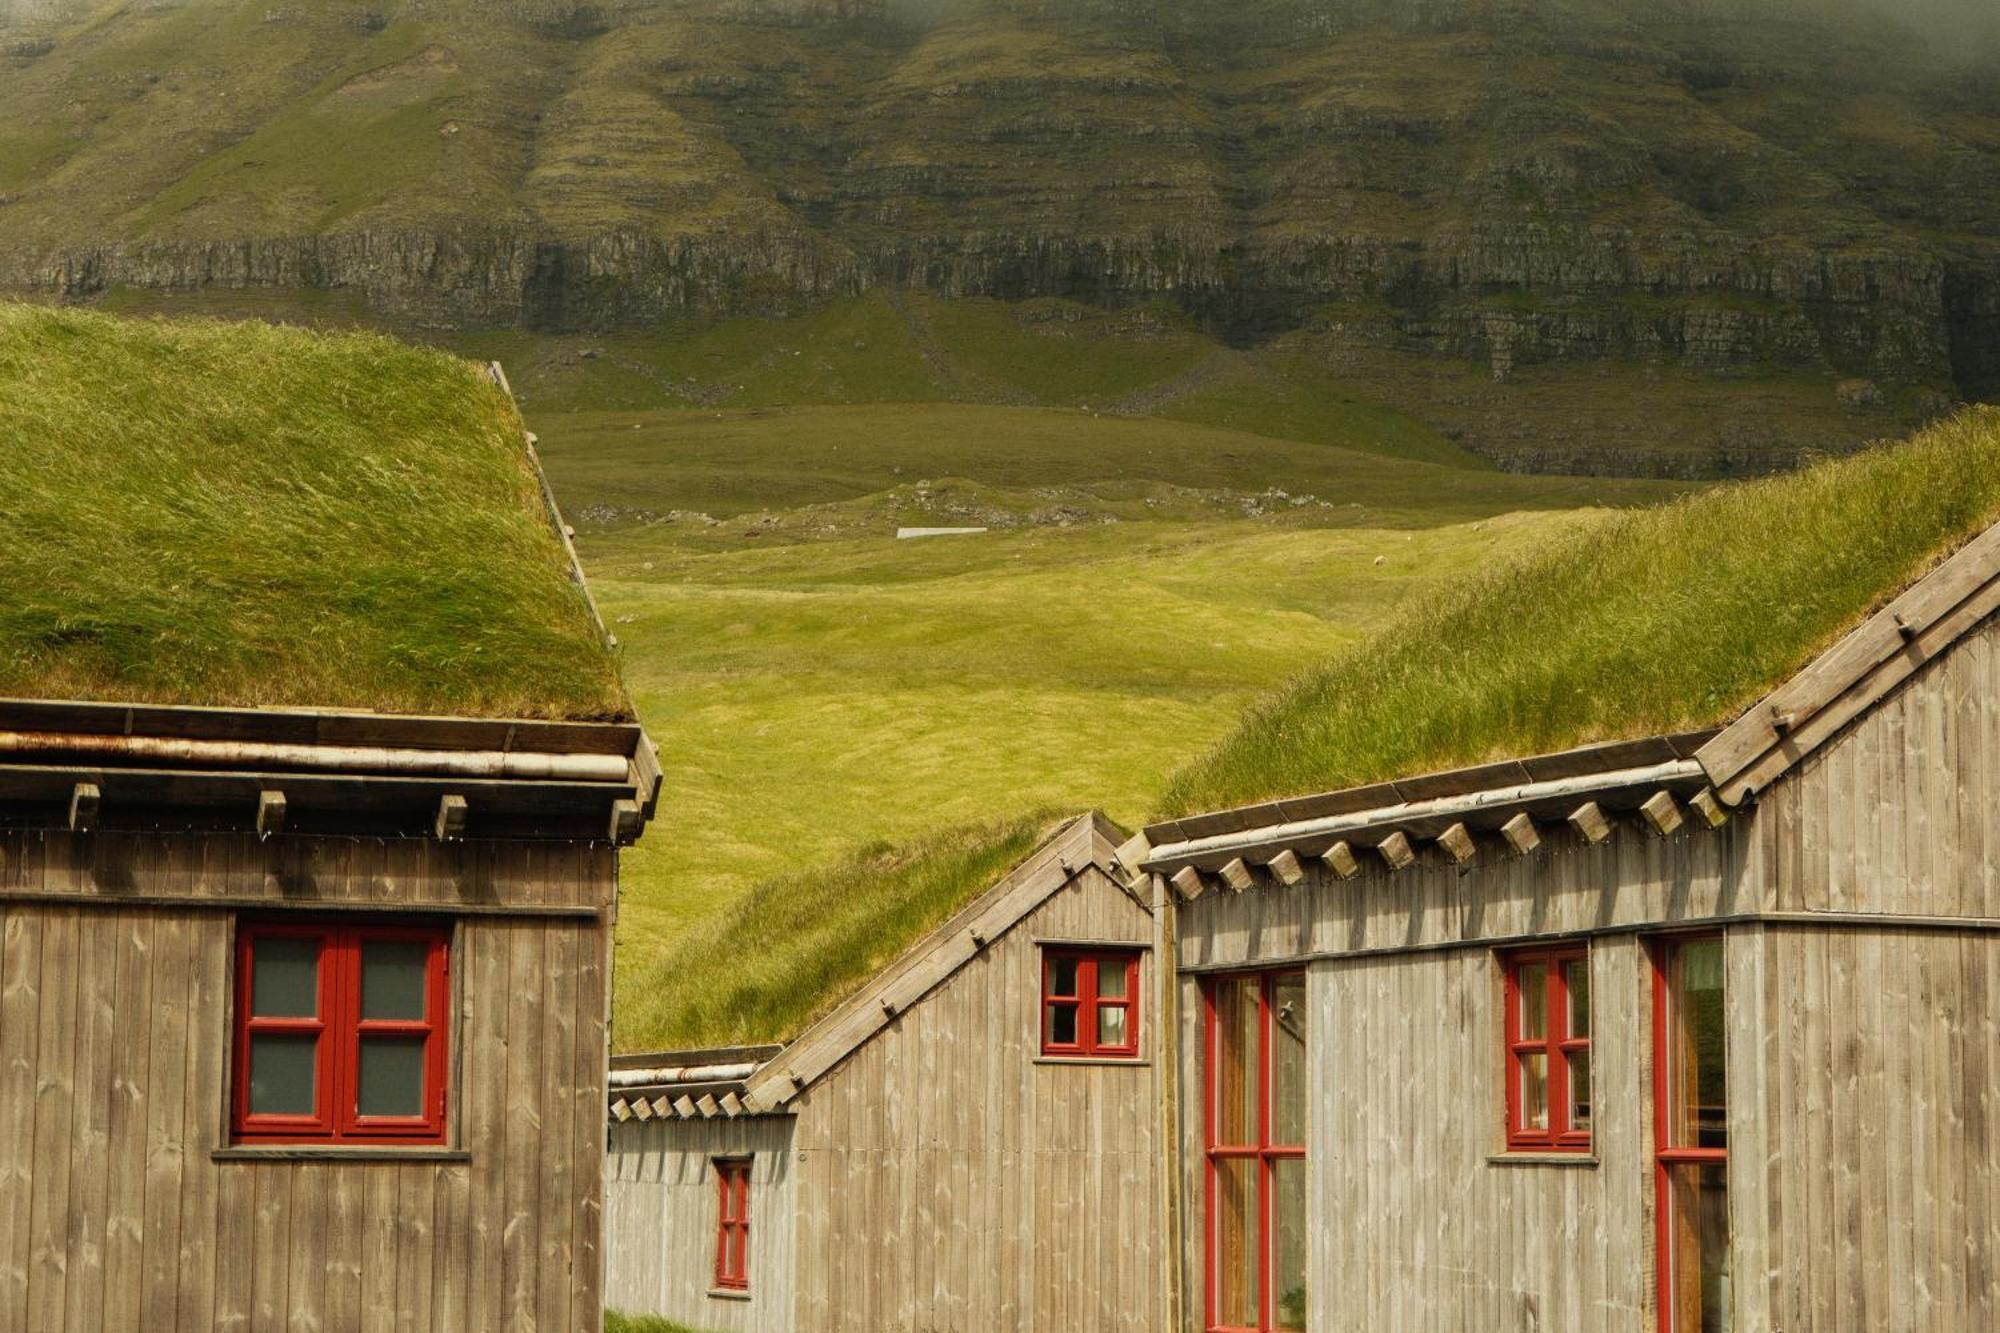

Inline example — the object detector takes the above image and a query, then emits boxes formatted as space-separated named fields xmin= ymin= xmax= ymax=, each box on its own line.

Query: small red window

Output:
xmin=232 ymin=920 xmax=450 ymax=1146
xmin=1041 ymin=948 xmax=1141 ymax=1059
xmin=714 ymin=1158 xmax=751 ymax=1291
xmin=1503 ymin=945 xmax=1592 ymax=1152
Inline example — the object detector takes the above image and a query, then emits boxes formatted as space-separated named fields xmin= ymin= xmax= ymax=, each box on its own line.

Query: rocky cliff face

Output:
xmin=2 ymin=0 xmax=1995 ymax=456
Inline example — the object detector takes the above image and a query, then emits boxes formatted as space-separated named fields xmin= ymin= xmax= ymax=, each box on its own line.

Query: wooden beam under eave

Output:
xmin=1376 ymin=830 xmax=1416 ymax=872
xmin=435 ymin=793 xmax=468 ymax=841
xmin=630 ymin=1097 xmax=654 ymax=1122
xmin=68 ymin=781 xmax=99 ymax=833
xmin=1437 ymin=822 xmax=1477 ymax=866
xmin=1500 ymin=812 xmax=1542 ymax=857
xmin=1688 ymin=788 xmax=1730 ymax=829
xmin=673 ymin=1095 xmax=698 ymax=1119
xmin=1319 ymin=841 xmax=1361 ymax=880
xmin=256 ymin=790 xmax=287 ymax=840
xmin=650 ymin=1095 xmax=672 ymax=1119
xmin=1640 ymin=790 xmax=1685 ymax=837
xmin=1568 ymin=801 xmax=1613 ymax=844
xmin=609 ymin=798 xmax=643 ymax=843
xmin=720 ymin=1092 xmax=744 ymax=1117
xmin=695 ymin=1094 xmax=721 ymax=1119
xmin=1170 ymin=866 xmax=1208 ymax=900
xmin=1265 ymin=849 xmax=1307 ymax=887
xmin=1218 ymin=857 xmax=1255 ymax=893
xmin=609 ymin=1099 xmax=633 ymax=1123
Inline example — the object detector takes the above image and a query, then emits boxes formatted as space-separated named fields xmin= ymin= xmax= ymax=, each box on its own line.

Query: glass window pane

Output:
xmin=1097 ymin=1004 xmax=1128 ymax=1050
xmin=1097 ymin=958 xmax=1129 ymax=1001
xmin=1568 ymin=1049 xmax=1592 ymax=1134
xmin=1049 ymin=957 xmax=1079 ymax=997
xmin=250 ymin=937 xmax=319 ymax=1018
xmin=1272 ymin=1156 xmax=1308 ymax=1330
xmin=1565 ymin=956 xmax=1590 ymax=1039
xmin=1046 ymin=1001 xmax=1078 ymax=1047
xmin=1212 ymin=1157 xmax=1259 ymax=1328
xmin=356 ymin=1037 xmax=427 ymax=1118
xmin=1670 ymin=939 xmax=1729 ymax=1150
xmin=1212 ymin=977 xmax=1261 ymax=1147
xmin=1519 ymin=1052 xmax=1549 ymax=1131
xmin=1667 ymin=1162 xmax=1731 ymax=1332
xmin=1518 ymin=961 xmax=1547 ymax=1040
xmin=248 ymin=1034 xmax=317 ymax=1116
xmin=361 ymin=940 xmax=429 ymax=1021
xmin=1271 ymin=973 xmax=1307 ymax=1148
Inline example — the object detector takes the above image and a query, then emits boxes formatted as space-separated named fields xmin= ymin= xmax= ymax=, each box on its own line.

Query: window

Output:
xmin=714 ymin=1158 xmax=752 ymax=1292
xmin=1503 ymin=945 xmax=1592 ymax=1152
xmin=1204 ymin=971 xmax=1307 ymax=1333
xmin=1041 ymin=948 xmax=1141 ymax=1058
xmin=1654 ymin=935 xmax=1729 ymax=1333
xmin=232 ymin=920 xmax=450 ymax=1145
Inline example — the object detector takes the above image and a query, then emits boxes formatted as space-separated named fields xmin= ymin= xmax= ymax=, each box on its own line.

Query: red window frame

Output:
xmin=1653 ymin=934 xmax=1729 ymax=1333
xmin=231 ymin=919 xmax=451 ymax=1146
xmin=1040 ymin=947 xmax=1141 ymax=1059
xmin=713 ymin=1158 xmax=752 ymax=1292
xmin=1502 ymin=944 xmax=1592 ymax=1152
xmin=1203 ymin=970 xmax=1307 ymax=1333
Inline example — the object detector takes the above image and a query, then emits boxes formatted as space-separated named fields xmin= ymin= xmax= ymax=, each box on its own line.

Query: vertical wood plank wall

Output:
xmin=603 ymin=1116 xmax=797 ymax=1332
xmin=0 ymin=832 xmax=614 ymax=1333
xmin=791 ymin=866 xmax=1164 ymax=1333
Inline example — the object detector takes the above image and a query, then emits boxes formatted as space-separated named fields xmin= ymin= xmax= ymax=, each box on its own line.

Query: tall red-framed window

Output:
xmin=1502 ymin=944 xmax=1592 ymax=1152
xmin=232 ymin=919 xmax=450 ymax=1146
xmin=713 ymin=1158 xmax=752 ymax=1292
xmin=1041 ymin=948 xmax=1141 ymax=1059
xmin=1204 ymin=971 xmax=1307 ymax=1333
xmin=1653 ymin=935 xmax=1729 ymax=1333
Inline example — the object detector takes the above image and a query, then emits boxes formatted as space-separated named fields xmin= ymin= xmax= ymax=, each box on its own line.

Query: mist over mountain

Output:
xmin=2 ymin=0 xmax=1996 ymax=472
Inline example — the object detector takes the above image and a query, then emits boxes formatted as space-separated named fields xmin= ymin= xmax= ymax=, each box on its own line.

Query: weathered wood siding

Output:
xmin=603 ymin=1116 xmax=797 ymax=1332
xmin=790 ymin=865 xmax=1164 ymax=1333
xmin=0 ymin=833 xmax=614 ymax=1333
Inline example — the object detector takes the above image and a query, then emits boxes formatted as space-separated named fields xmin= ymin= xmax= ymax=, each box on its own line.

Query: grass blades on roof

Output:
xmin=605 ymin=1312 xmax=709 ymax=1333
xmin=0 ymin=305 xmax=627 ymax=719
xmin=616 ymin=811 xmax=1058 ymax=1048
xmin=1158 ymin=406 xmax=2000 ymax=819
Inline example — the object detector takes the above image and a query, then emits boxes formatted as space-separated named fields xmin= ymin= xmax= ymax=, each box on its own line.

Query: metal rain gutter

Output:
xmin=1144 ymin=758 xmax=1707 ymax=869
xmin=0 ymin=731 xmax=631 ymax=783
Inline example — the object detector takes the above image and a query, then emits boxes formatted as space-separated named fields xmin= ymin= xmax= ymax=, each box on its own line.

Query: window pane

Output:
xmin=1212 ymin=1157 xmax=1259 ymax=1328
xmin=1270 ymin=973 xmax=1307 ymax=1148
xmin=250 ymin=937 xmax=318 ymax=1018
xmin=356 ymin=1037 xmax=427 ymax=1118
xmin=1097 ymin=958 xmax=1129 ymax=1001
xmin=1097 ymin=1004 xmax=1128 ymax=1050
xmin=1670 ymin=939 xmax=1728 ymax=1150
xmin=1667 ymin=1162 xmax=1731 ymax=1332
xmin=1272 ymin=1156 xmax=1308 ymax=1330
xmin=1046 ymin=1001 xmax=1078 ymax=1048
xmin=1519 ymin=1052 xmax=1549 ymax=1131
xmin=1565 ymin=956 xmax=1590 ymax=1039
xmin=1049 ymin=957 xmax=1079 ymax=997
xmin=248 ymin=1034 xmax=317 ymax=1116
xmin=1212 ymin=977 xmax=1261 ymax=1146
xmin=361 ymin=940 xmax=429 ymax=1021
xmin=1518 ymin=961 xmax=1547 ymax=1040
xmin=1567 ymin=1049 xmax=1591 ymax=1134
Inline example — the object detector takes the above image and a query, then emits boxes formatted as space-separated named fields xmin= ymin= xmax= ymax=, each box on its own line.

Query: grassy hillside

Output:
xmin=0 ymin=304 xmax=626 ymax=717
xmin=1161 ymin=406 xmax=2000 ymax=817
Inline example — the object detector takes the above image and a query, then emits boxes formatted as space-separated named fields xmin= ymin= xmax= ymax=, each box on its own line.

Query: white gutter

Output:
xmin=0 ymin=731 xmax=631 ymax=783
xmin=608 ymin=1062 xmax=759 ymax=1089
xmin=1145 ymin=759 xmax=1707 ymax=868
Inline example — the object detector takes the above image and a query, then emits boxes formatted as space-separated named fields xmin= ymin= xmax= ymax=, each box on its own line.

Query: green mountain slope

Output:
xmin=3 ymin=0 xmax=1997 ymax=470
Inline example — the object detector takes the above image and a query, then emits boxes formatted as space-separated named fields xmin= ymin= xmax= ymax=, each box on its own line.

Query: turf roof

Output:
xmin=1158 ymin=406 xmax=2000 ymax=819
xmin=0 ymin=304 xmax=628 ymax=720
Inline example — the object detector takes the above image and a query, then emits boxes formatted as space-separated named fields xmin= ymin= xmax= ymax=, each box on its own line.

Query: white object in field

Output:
xmin=896 ymin=527 xmax=989 ymax=539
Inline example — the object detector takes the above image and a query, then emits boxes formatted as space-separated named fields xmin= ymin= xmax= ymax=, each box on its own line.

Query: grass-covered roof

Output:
xmin=1159 ymin=407 xmax=2000 ymax=819
xmin=0 ymin=305 xmax=627 ymax=719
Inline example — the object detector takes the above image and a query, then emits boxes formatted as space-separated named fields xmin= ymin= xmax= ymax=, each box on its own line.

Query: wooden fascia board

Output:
xmin=1697 ymin=521 xmax=2000 ymax=805
xmin=740 ymin=814 xmax=1114 ymax=1112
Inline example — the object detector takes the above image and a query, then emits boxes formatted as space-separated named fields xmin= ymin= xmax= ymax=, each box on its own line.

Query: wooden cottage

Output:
xmin=1127 ymin=516 xmax=2000 ymax=1331
xmin=603 ymin=813 xmax=1171 ymax=1332
xmin=0 ymin=310 xmax=657 ymax=1332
